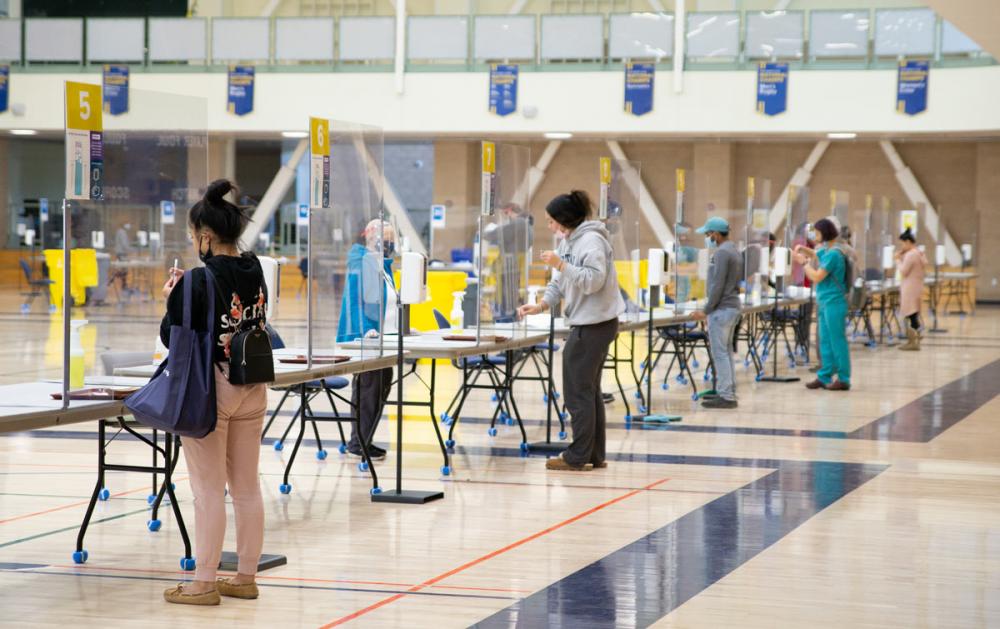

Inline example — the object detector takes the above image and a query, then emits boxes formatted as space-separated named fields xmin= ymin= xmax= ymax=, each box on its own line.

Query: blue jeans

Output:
xmin=708 ymin=308 xmax=740 ymax=401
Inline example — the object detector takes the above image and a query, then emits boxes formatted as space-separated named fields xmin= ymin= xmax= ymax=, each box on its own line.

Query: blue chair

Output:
xmin=19 ymin=259 xmax=54 ymax=314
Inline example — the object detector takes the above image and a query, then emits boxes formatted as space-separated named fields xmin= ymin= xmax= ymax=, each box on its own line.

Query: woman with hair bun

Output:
xmin=160 ymin=179 xmax=270 ymax=606
xmin=517 ymin=190 xmax=625 ymax=471
xmin=895 ymin=228 xmax=926 ymax=351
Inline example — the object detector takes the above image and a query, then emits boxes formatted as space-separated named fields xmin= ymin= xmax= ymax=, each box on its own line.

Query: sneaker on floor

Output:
xmin=164 ymin=584 xmax=220 ymax=606
xmin=347 ymin=447 xmax=386 ymax=461
xmin=602 ymin=393 xmax=614 ymax=404
xmin=545 ymin=453 xmax=588 ymax=471
xmin=826 ymin=380 xmax=851 ymax=391
xmin=701 ymin=397 xmax=738 ymax=409
xmin=216 ymin=578 xmax=259 ymax=600
xmin=699 ymin=392 xmax=720 ymax=401
xmin=591 ymin=461 xmax=608 ymax=469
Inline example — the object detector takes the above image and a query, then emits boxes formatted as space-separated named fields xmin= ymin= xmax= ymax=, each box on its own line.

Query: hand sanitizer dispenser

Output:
xmin=450 ymin=291 xmax=465 ymax=328
xmin=70 ymin=319 xmax=88 ymax=388
xmin=400 ymin=252 xmax=427 ymax=335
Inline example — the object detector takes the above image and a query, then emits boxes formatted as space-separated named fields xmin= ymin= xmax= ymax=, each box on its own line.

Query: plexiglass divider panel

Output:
xmin=64 ymin=87 xmax=208 ymax=406
xmin=602 ymin=157 xmax=642 ymax=323
xmin=478 ymin=141 xmax=531 ymax=342
xmin=311 ymin=120 xmax=385 ymax=364
xmin=787 ymin=185 xmax=811 ymax=294
xmin=672 ymin=168 xmax=704 ymax=314
xmin=745 ymin=177 xmax=772 ymax=303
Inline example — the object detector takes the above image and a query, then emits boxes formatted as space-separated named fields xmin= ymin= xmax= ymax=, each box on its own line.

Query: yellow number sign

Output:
xmin=66 ymin=81 xmax=102 ymax=132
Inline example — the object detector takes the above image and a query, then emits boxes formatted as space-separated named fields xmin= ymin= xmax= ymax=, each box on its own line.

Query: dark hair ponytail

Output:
xmin=899 ymin=228 xmax=916 ymax=243
xmin=545 ymin=189 xmax=592 ymax=229
xmin=189 ymin=179 xmax=250 ymax=244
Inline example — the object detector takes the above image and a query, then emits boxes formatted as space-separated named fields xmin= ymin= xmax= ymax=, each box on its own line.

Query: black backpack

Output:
xmin=205 ymin=268 xmax=274 ymax=385
xmin=832 ymin=244 xmax=868 ymax=311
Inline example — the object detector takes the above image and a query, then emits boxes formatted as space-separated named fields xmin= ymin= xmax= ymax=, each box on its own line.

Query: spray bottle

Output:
xmin=450 ymin=291 xmax=465 ymax=328
xmin=70 ymin=319 xmax=89 ymax=388
xmin=527 ymin=285 xmax=540 ymax=306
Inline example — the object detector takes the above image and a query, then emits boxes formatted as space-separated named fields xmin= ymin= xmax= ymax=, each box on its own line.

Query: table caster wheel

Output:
xmin=273 ymin=441 xmax=284 ymax=452
xmin=98 ymin=488 xmax=110 ymax=501
xmin=624 ymin=414 xmax=631 ymax=421
xmin=639 ymin=406 xmax=647 ymax=413
xmin=72 ymin=550 xmax=88 ymax=564
xmin=558 ymin=431 xmax=567 ymax=440
xmin=691 ymin=394 xmax=699 ymax=401
xmin=520 ymin=442 xmax=530 ymax=453
xmin=487 ymin=427 xmax=497 ymax=437
xmin=553 ymin=392 xmax=560 ymax=399
xmin=358 ymin=461 xmax=369 ymax=472
xmin=370 ymin=487 xmax=382 ymax=496
xmin=661 ymin=383 xmax=669 ymax=391
xmin=692 ymin=360 xmax=700 ymax=368
xmin=279 ymin=483 xmax=292 ymax=495
xmin=441 ymin=466 xmax=451 ymax=476
xmin=542 ymin=394 xmax=549 ymax=403
xmin=316 ymin=449 xmax=328 ymax=461
xmin=559 ymin=412 xmax=568 ymax=421
xmin=445 ymin=439 xmax=455 ymax=448
xmin=170 ymin=483 xmax=175 ymax=491
xmin=339 ymin=444 xmax=348 ymax=454
xmin=634 ymin=391 xmax=642 ymax=399
xmin=147 ymin=519 xmax=161 ymax=532
xmin=755 ymin=375 xmax=762 ymax=382
xmin=180 ymin=557 xmax=196 ymax=571
xmin=506 ymin=416 xmax=516 ymax=426
xmin=146 ymin=494 xmax=157 ymax=505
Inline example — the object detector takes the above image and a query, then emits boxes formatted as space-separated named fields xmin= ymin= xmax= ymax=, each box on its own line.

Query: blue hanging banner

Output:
xmin=624 ymin=62 xmax=655 ymax=116
xmin=897 ymin=59 xmax=929 ymax=116
xmin=0 ymin=65 xmax=9 ymax=114
xmin=102 ymin=64 xmax=129 ymax=116
xmin=227 ymin=65 xmax=255 ymax=117
xmin=756 ymin=62 xmax=788 ymax=116
xmin=488 ymin=64 xmax=518 ymax=117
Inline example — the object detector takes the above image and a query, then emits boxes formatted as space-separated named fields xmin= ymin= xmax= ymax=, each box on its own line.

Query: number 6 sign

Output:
xmin=65 ymin=81 xmax=104 ymax=200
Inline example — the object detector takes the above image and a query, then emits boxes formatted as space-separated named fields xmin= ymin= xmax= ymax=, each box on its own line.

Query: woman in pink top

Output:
xmin=895 ymin=229 xmax=926 ymax=351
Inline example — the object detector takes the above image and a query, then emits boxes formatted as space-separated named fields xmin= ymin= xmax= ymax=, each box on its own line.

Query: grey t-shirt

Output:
xmin=705 ymin=240 xmax=742 ymax=314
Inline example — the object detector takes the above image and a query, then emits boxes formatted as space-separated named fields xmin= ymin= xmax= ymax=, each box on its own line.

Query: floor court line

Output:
xmin=0 ymin=569 xmax=520 ymax=601
xmin=0 ymin=507 xmax=151 ymax=549
xmin=319 ymin=477 xmax=670 ymax=628
xmin=47 ymin=563 xmax=533 ymax=594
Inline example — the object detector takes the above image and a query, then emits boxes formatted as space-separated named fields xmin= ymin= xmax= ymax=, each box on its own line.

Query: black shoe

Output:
xmin=602 ymin=393 xmax=614 ymax=404
xmin=699 ymin=392 xmax=720 ymax=400
xmin=347 ymin=446 xmax=386 ymax=461
xmin=701 ymin=398 xmax=738 ymax=409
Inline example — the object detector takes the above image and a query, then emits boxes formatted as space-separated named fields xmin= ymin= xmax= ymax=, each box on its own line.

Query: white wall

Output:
xmin=1 ymin=66 xmax=998 ymax=135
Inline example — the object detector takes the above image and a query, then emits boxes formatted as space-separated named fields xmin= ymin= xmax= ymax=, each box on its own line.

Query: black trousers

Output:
xmin=348 ymin=366 xmax=393 ymax=451
xmin=562 ymin=318 xmax=619 ymax=466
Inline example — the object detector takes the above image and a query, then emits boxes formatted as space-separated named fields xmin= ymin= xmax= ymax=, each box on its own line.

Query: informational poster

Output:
xmin=227 ymin=65 xmax=255 ymax=116
xmin=756 ymin=62 xmax=788 ymax=116
xmin=160 ymin=200 xmax=176 ymax=225
xmin=64 ymin=81 xmax=104 ymax=201
xmin=598 ymin=157 xmax=611 ymax=219
xmin=897 ymin=60 xmax=928 ymax=116
xmin=297 ymin=203 xmax=310 ymax=227
xmin=481 ymin=141 xmax=495 ymax=216
xmin=40 ymin=198 xmax=49 ymax=223
xmin=309 ymin=117 xmax=330 ymax=209
xmin=431 ymin=204 xmax=446 ymax=229
xmin=900 ymin=209 xmax=918 ymax=236
xmin=102 ymin=64 xmax=129 ymax=116
xmin=488 ymin=64 xmax=518 ymax=117
xmin=624 ymin=62 xmax=654 ymax=117
xmin=0 ymin=65 xmax=9 ymax=114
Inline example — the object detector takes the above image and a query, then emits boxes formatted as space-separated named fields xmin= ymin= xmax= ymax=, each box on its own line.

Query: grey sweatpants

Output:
xmin=562 ymin=317 xmax=619 ymax=466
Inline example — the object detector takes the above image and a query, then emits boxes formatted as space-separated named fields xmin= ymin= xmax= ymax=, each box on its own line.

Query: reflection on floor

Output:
xmin=2 ymin=289 xmax=999 ymax=628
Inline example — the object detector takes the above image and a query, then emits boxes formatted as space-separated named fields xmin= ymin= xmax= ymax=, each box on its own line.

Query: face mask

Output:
xmin=704 ymin=236 xmax=716 ymax=249
xmin=199 ymin=235 xmax=214 ymax=263
xmin=383 ymin=241 xmax=396 ymax=258
xmin=807 ymin=230 xmax=816 ymax=242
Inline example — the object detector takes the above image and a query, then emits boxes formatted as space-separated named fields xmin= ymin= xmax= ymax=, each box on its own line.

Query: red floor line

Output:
xmin=0 ymin=477 xmax=187 ymax=526
xmin=48 ymin=564 xmax=532 ymax=594
xmin=318 ymin=477 xmax=670 ymax=628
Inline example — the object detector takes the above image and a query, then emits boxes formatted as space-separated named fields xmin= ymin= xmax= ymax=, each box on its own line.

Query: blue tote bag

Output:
xmin=126 ymin=269 xmax=218 ymax=438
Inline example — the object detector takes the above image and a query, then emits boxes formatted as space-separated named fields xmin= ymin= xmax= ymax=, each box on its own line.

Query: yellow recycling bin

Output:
xmin=43 ymin=249 xmax=99 ymax=308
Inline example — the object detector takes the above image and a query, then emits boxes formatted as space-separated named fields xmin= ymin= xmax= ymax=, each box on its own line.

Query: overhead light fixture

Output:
xmin=544 ymin=132 xmax=573 ymax=140
xmin=827 ymin=132 xmax=857 ymax=139
xmin=10 ymin=129 xmax=37 ymax=136
xmin=281 ymin=131 xmax=308 ymax=138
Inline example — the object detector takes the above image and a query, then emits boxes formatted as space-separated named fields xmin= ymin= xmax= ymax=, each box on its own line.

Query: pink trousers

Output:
xmin=181 ymin=369 xmax=267 ymax=582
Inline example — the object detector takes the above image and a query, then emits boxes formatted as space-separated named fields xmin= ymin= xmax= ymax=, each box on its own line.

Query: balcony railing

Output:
xmin=0 ymin=8 xmax=991 ymax=72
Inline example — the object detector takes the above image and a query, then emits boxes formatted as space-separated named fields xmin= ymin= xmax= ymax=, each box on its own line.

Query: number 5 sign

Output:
xmin=65 ymin=81 xmax=104 ymax=200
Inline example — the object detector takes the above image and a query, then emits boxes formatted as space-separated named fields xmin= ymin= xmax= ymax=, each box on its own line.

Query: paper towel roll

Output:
xmin=882 ymin=245 xmax=895 ymax=270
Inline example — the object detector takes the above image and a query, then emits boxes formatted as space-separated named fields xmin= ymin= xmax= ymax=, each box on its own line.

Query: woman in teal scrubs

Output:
xmin=793 ymin=218 xmax=851 ymax=391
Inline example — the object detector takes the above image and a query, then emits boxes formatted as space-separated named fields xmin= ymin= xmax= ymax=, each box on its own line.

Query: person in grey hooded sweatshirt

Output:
xmin=517 ymin=190 xmax=625 ymax=471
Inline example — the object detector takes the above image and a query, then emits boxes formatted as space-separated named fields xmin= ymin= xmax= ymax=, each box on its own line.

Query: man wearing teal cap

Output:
xmin=692 ymin=216 xmax=742 ymax=409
